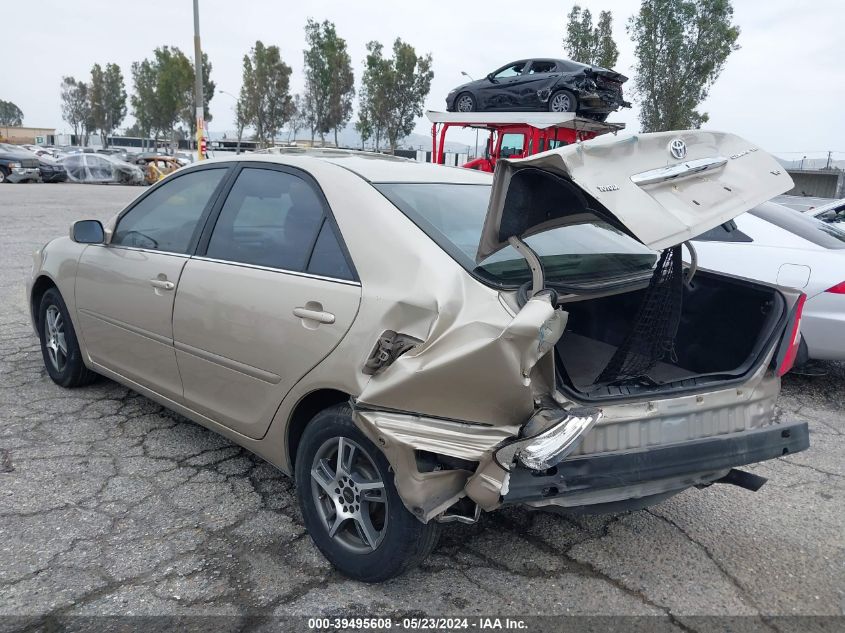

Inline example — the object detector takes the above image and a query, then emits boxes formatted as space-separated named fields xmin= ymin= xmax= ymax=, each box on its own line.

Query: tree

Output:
xmin=303 ymin=19 xmax=355 ymax=146
xmin=130 ymin=58 xmax=159 ymax=146
xmin=239 ymin=41 xmax=294 ymax=146
xmin=0 ymin=100 xmax=23 ymax=126
xmin=60 ymin=77 xmax=90 ymax=142
xmin=628 ymin=0 xmax=740 ymax=131
xmin=356 ymin=39 xmax=433 ymax=153
xmin=357 ymin=41 xmax=393 ymax=151
xmin=354 ymin=84 xmax=374 ymax=150
xmin=594 ymin=11 xmax=619 ymax=69
xmin=88 ymin=63 xmax=127 ymax=146
xmin=122 ymin=122 xmax=146 ymax=137
xmin=181 ymin=52 xmax=215 ymax=145
xmin=234 ymin=96 xmax=249 ymax=153
xmin=563 ymin=5 xmax=620 ymax=68
xmin=287 ymin=94 xmax=309 ymax=143
xmin=383 ymin=39 xmax=433 ymax=152
xmin=130 ymin=46 xmax=194 ymax=146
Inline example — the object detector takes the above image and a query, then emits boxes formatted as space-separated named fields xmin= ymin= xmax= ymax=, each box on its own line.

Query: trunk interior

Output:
xmin=556 ymin=271 xmax=785 ymax=399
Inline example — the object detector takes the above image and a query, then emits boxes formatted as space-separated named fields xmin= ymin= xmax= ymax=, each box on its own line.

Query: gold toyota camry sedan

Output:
xmin=29 ymin=132 xmax=809 ymax=581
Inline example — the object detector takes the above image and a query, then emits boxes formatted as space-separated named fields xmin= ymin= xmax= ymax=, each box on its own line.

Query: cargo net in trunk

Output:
xmin=595 ymin=246 xmax=683 ymax=386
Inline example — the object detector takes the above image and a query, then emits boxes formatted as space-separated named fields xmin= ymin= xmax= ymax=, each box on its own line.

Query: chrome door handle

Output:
xmin=293 ymin=307 xmax=335 ymax=324
xmin=149 ymin=279 xmax=175 ymax=291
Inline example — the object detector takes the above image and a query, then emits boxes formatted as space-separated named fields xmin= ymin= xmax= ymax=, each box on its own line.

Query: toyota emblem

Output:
xmin=669 ymin=138 xmax=687 ymax=160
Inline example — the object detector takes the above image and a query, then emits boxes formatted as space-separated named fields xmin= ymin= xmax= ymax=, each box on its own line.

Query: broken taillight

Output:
xmin=777 ymin=294 xmax=807 ymax=377
xmin=825 ymin=281 xmax=845 ymax=294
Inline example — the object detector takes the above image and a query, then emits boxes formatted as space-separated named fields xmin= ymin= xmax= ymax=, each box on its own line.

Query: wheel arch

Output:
xmin=285 ymin=388 xmax=352 ymax=473
xmin=30 ymin=274 xmax=59 ymax=329
xmin=457 ymin=90 xmax=477 ymax=111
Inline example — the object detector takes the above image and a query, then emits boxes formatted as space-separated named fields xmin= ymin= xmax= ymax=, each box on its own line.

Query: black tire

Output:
xmin=548 ymin=89 xmax=578 ymax=113
xmin=793 ymin=336 xmax=810 ymax=370
xmin=455 ymin=92 xmax=476 ymax=113
xmin=295 ymin=404 xmax=439 ymax=582
xmin=0 ymin=167 xmax=8 ymax=184
xmin=38 ymin=287 xmax=97 ymax=388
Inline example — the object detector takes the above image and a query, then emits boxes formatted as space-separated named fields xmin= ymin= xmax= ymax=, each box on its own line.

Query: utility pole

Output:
xmin=193 ymin=0 xmax=205 ymax=160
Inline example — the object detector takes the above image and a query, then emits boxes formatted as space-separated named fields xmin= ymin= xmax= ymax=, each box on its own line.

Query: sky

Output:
xmin=4 ymin=0 xmax=844 ymax=160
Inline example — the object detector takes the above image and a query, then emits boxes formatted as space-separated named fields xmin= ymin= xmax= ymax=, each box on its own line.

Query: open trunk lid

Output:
xmin=477 ymin=130 xmax=794 ymax=261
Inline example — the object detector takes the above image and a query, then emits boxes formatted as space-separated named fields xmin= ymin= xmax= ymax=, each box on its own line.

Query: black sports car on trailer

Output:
xmin=446 ymin=58 xmax=630 ymax=120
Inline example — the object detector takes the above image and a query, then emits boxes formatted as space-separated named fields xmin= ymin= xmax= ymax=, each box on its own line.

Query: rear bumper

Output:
xmin=502 ymin=421 xmax=809 ymax=505
xmin=577 ymin=90 xmax=630 ymax=113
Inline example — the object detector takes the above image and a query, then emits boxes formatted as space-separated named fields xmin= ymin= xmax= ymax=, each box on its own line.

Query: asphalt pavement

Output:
xmin=0 ymin=183 xmax=842 ymax=630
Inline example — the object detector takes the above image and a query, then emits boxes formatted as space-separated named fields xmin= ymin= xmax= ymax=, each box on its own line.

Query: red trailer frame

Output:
xmin=426 ymin=111 xmax=625 ymax=172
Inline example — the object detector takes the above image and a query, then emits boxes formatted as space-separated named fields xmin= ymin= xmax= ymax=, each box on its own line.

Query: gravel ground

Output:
xmin=0 ymin=183 xmax=842 ymax=630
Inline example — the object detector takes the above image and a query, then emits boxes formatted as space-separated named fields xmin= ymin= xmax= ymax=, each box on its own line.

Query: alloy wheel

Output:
xmin=457 ymin=95 xmax=474 ymax=112
xmin=44 ymin=305 xmax=68 ymax=373
xmin=551 ymin=93 xmax=572 ymax=112
xmin=310 ymin=436 xmax=388 ymax=553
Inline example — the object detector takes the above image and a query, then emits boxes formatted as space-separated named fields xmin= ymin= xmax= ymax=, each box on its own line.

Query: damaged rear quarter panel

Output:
xmin=355 ymin=293 xmax=567 ymax=426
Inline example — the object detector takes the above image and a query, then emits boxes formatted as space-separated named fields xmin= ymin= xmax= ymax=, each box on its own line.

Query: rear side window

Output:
xmin=112 ymin=168 xmax=227 ymax=254
xmin=750 ymin=204 xmax=845 ymax=250
xmin=307 ymin=220 xmax=354 ymax=280
xmin=529 ymin=61 xmax=557 ymax=74
xmin=206 ymin=167 xmax=354 ymax=279
xmin=376 ymin=182 xmax=656 ymax=288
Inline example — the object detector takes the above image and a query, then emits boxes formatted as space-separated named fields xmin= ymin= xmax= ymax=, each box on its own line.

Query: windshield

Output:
xmin=750 ymin=203 xmax=845 ymax=250
xmin=375 ymin=182 xmax=657 ymax=288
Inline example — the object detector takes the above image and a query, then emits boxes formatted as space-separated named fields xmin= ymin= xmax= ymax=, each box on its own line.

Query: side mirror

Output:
xmin=486 ymin=73 xmax=496 ymax=83
xmin=70 ymin=220 xmax=105 ymax=244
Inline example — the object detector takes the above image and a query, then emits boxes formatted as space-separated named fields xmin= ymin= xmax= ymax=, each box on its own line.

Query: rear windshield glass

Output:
xmin=750 ymin=204 xmax=845 ymax=250
xmin=375 ymin=182 xmax=657 ymax=288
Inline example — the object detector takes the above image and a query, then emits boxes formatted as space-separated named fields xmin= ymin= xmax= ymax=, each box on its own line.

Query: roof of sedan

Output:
xmin=201 ymin=148 xmax=493 ymax=184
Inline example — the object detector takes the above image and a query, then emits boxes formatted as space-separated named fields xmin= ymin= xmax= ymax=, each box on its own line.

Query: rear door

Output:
xmin=75 ymin=166 xmax=231 ymax=401
xmin=520 ymin=60 xmax=560 ymax=109
xmin=172 ymin=164 xmax=361 ymax=439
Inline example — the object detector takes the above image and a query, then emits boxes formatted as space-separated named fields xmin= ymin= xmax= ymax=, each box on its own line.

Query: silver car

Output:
xmin=28 ymin=131 xmax=809 ymax=581
xmin=691 ymin=202 xmax=845 ymax=362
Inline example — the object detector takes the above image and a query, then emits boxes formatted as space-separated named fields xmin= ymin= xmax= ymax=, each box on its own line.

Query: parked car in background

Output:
xmin=0 ymin=143 xmax=40 ymax=183
xmin=28 ymin=132 xmax=809 ymax=581
xmin=37 ymin=156 xmax=68 ymax=183
xmin=691 ymin=202 xmax=845 ymax=362
xmin=21 ymin=144 xmax=59 ymax=159
xmin=805 ymin=197 xmax=845 ymax=225
xmin=446 ymin=58 xmax=630 ymax=119
xmin=134 ymin=155 xmax=183 ymax=185
xmin=174 ymin=152 xmax=194 ymax=166
xmin=59 ymin=152 xmax=145 ymax=185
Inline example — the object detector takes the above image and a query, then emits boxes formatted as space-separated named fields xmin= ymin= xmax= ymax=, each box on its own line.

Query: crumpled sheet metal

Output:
xmin=354 ymin=410 xmax=482 ymax=522
xmin=356 ymin=294 xmax=568 ymax=427
xmin=355 ymin=410 xmax=519 ymax=462
xmin=353 ymin=294 xmax=568 ymax=520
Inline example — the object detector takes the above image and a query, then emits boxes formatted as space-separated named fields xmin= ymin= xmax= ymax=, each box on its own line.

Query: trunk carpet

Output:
xmin=559 ymin=332 xmax=697 ymax=390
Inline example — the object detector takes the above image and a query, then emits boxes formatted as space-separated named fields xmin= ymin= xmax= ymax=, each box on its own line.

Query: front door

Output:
xmin=480 ymin=62 xmax=528 ymax=110
xmin=172 ymin=165 xmax=361 ymax=439
xmin=75 ymin=166 xmax=230 ymax=401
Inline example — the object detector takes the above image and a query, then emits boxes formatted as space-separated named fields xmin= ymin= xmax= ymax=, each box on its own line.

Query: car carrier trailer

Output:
xmin=427 ymin=110 xmax=624 ymax=172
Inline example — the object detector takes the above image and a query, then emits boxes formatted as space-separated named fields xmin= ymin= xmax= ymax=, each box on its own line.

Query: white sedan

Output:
xmin=690 ymin=202 xmax=845 ymax=363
